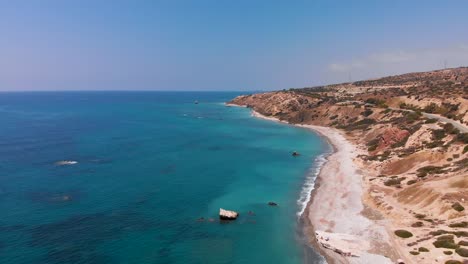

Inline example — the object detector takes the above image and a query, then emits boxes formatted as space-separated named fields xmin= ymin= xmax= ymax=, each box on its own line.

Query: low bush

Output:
xmin=433 ymin=240 xmax=459 ymax=249
xmin=449 ymin=222 xmax=468 ymax=228
xmin=458 ymin=241 xmax=468 ymax=246
xmin=418 ymin=247 xmax=429 ymax=252
xmin=445 ymin=260 xmax=462 ymax=264
xmin=433 ymin=129 xmax=447 ymax=140
xmin=409 ymin=251 xmax=419 ymax=255
xmin=411 ymin=221 xmax=423 ymax=227
xmin=394 ymin=230 xmax=413 ymax=238
xmin=361 ymin=109 xmax=373 ymax=117
xmin=438 ymin=235 xmax=455 ymax=241
xmin=455 ymin=247 xmax=468 ymax=257
xmin=456 ymin=133 xmax=468 ymax=144
xmin=452 ymin=202 xmax=465 ymax=212
xmin=367 ymin=138 xmax=380 ymax=151
xmin=384 ymin=178 xmax=405 ymax=186
xmin=404 ymin=111 xmax=421 ymax=123
xmin=425 ymin=140 xmax=444 ymax=148
xmin=443 ymin=123 xmax=459 ymax=134
xmin=443 ymin=250 xmax=453 ymax=255
xmin=346 ymin=118 xmax=376 ymax=131
xmin=417 ymin=166 xmax=445 ymax=177
xmin=463 ymin=145 xmax=468 ymax=154
xmin=407 ymin=179 xmax=417 ymax=185
xmin=425 ymin=118 xmax=438 ymax=124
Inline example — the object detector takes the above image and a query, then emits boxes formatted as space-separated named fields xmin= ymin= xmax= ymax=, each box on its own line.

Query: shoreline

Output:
xmin=247 ymin=108 xmax=394 ymax=263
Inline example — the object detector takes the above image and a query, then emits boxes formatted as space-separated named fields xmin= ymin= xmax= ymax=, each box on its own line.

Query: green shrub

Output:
xmin=463 ymin=145 xmax=468 ymax=154
xmin=443 ymin=123 xmax=459 ymax=134
xmin=415 ymin=213 xmax=426 ymax=219
xmin=345 ymin=118 xmax=376 ymax=131
xmin=433 ymin=240 xmax=459 ymax=249
xmin=452 ymin=202 xmax=465 ymax=212
xmin=391 ymin=135 xmax=410 ymax=148
xmin=430 ymin=230 xmax=448 ymax=236
xmin=384 ymin=178 xmax=405 ymax=186
xmin=361 ymin=109 xmax=373 ymax=117
xmin=433 ymin=129 xmax=446 ymax=140
xmin=418 ymin=247 xmax=429 ymax=252
xmin=445 ymin=260 xmax=462 ymax=264
xmin=456 ymin=133 xmax=468 ymax=144
xmin=404 ymin=111 xmax=421 ymax=123
xmin=423 ymin=102 xmax=438 ymax=113
xmin=367 ymin=138 xmax=380 ymax=151
xmin=425 ymin=140 xmax=444 ymax=148
xmin=394 ymin=230 xmax=413 ymax=238
xmin=453 ymin=231 xmax=468 ymax=237
xmin=449 ymin=222 xmax=468 ymax=228
xmin=409 ymin=251 xmax=419 ymax=255
xmin=443 ymin=250 xmax=453 ymax=255
xmin=425 ymin=118 xmax=437 ymax=124
xmin=365 ymin=98 xmax=387 ymax=107
xmin=417 ymin=166 xmax=445 ymax=177
xmin=407 ymin=179 xmax=417 ymax=185
xmin=458 ymin=241 xmax=468 ymax=246
xmin=411 ymin=221 xmax=423 ymax=227
xmin=455 ymin=247 xmax=468 ymax=257
xmin=438 ymin=235 xmax=455 ymax=241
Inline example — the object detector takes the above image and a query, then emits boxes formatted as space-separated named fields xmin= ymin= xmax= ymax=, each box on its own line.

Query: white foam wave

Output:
xmin=297 ymin=153 xmax=329 ymax=217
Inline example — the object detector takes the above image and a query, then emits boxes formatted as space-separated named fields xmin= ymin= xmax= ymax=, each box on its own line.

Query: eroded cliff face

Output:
xmin=229 ymin=67 xmax=468 ymax=264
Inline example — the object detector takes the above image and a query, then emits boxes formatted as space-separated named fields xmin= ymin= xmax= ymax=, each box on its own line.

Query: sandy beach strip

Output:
xmin=248 ymin=109 xmax=395 ymax=263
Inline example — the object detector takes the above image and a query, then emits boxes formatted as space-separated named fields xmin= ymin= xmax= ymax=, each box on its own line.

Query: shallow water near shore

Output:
xmin=0 ymin=91 xmax=326 ymax=264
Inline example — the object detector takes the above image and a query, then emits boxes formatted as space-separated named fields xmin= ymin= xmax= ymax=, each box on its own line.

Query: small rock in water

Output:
xmin=268 ymin=202 xmax=278 ymax=206
xmin=292 ymin=151 xmax=300 ymax=157
xmin=219 ymin=208 xmax=238 ymax=220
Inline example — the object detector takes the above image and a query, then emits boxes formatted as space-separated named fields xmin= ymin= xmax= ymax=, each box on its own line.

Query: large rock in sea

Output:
xmin=219 ymin=208 xmax=238 ymax=220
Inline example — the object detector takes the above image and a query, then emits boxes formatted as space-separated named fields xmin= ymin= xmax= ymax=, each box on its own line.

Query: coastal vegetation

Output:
xmin=452 ymin=202 xmax=465 ymax=212
xmin=455 ymin=247 xmax=468 ymax=257
xmin=395 ymin=229 xmax=413 ymax=238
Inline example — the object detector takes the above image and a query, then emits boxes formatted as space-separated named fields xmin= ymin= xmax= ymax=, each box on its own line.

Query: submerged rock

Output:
xmin=268 ymin=202 xmax=278 ymax=206
xmin=219 ymin=208 xmax=238 ymax=220
xmin=292 ymin=151 xmax=300 ymax=157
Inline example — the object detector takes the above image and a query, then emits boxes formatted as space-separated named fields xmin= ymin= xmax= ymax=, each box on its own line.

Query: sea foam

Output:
xmin=297 ymin=153 xmax=329 ymax=217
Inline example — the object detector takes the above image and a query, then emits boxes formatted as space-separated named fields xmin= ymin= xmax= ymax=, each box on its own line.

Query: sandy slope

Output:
xmin=302 ymin=125 xmax=395 ymax=263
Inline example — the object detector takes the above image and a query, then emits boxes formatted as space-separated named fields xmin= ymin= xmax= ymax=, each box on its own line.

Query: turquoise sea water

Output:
xmin=0 ymin=92 xmax=327 ymax=264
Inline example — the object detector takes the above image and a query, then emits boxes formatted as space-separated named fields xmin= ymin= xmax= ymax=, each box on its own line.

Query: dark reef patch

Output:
xmin=29 ymin=210 xmax=154 ymax=264
xmin=26 ymin=189 xmax=82 ymax=204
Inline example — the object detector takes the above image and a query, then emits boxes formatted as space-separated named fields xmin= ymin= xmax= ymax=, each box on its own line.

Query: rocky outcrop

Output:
xmin=376 ymin=127 xmax=410 ymax=151
xmin=219 ymin=208 xmax=238 ymax=220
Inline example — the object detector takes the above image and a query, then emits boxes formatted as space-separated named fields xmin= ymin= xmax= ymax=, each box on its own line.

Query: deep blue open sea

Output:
xmin=0 ymin=91 xmax=327 ymax=264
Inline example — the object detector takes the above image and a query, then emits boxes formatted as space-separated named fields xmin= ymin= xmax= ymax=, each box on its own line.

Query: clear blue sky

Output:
xmin=1 ymin=0 xmax=467 ymax=91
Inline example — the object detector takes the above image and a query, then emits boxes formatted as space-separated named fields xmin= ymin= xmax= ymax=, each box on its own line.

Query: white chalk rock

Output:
xmin=219 ymin=208 xmax=238 ymax=220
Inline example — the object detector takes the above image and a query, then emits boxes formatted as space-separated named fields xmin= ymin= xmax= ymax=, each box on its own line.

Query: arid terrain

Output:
xmin=229 ymin=67 xmax=468 ymax=264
